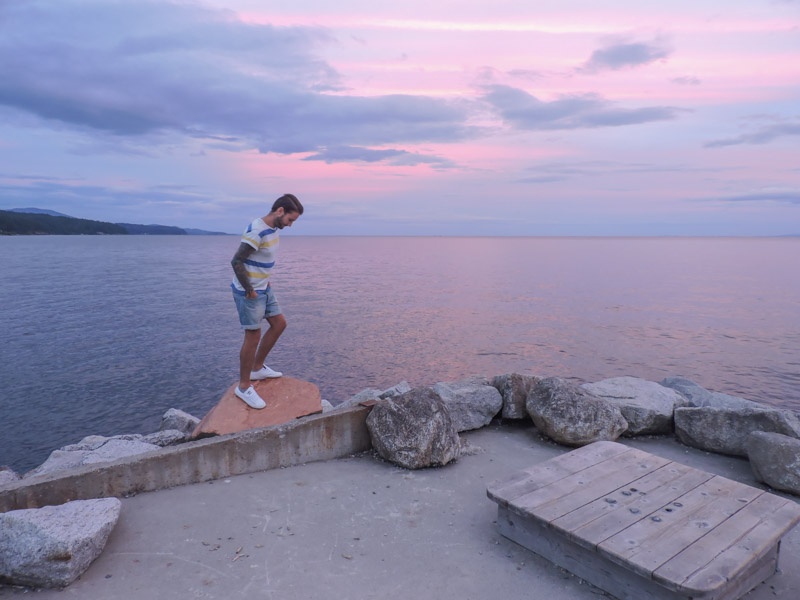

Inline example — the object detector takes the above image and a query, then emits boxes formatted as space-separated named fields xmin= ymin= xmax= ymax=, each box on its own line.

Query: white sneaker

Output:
xmin=235 ymin=386 xmax=266 ymax=409
xmin=250 ymin=365 xmax=283 ymax=380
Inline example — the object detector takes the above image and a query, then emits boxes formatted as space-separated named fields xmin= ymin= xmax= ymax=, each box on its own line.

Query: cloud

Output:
xmin=482 ymin=85 xmax=682 ymax=131
xmin=517 ymin=160 xmax=730 ymax=183
xmin=0 ymin=175 xmax=214 ymax=213
xmin=580 ymin=39 xmax=671 ymax=73
xmin=705 ymin=122 xmax=800 ymax=147
xmin=0 ymin=0 xmax=476 ymax=159
xmin=672 ymin=76 xmax=701 ymax=85
xmin=517 ymin=175 xmax=568 ymax=183
xmin=700 ymin=190 xmax=800 ymax=204
xmin=507 ymin=69 xmax=544 ymax=81
xmin=303 ymin=145 xmax=455 ymax=168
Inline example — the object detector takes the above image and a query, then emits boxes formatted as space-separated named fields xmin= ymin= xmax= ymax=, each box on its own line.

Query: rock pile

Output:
xmin=355 ymin=373 xmax=800 ymax=497
xmin=20 ymin=407 xmax=199 ymax=480
xmin=0 ymin=407 xmax=200 ymax=590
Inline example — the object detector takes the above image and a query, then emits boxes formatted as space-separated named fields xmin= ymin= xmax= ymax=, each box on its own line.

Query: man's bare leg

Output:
xmin=239 ymin=329 xmax=262 ymax=390
xmin=253 ymin=314 xmax=287 ymax=370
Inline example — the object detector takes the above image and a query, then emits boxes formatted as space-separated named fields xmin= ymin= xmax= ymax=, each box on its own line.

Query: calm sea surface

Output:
xmin=1 ymin=235 xmax=799 ymax=472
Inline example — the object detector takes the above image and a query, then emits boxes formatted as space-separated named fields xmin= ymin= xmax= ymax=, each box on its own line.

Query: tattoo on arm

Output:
xmin=231 ymin=243 xmax=256 ymax=293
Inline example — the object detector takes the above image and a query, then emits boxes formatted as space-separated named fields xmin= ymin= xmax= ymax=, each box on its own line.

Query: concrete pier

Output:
xmin=1 ymin=420 xmax=798 ymax=599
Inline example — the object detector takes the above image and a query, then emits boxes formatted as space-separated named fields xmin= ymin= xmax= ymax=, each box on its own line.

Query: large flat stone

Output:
xmin=191 ymin=377 xmax=322 ymax=438
xmin=0 ymin=498 xmax=121 ymax=588
xmin=581 ymin=376 xmax=687 ymax=435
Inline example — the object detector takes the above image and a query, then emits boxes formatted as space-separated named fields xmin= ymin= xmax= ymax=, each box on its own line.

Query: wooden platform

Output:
xmin=487 ymin=441 xmax=800 ymax=600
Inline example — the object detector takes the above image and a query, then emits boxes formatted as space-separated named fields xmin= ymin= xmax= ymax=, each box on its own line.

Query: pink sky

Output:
xmin=0 ymin=0 xmax=797 ymax=234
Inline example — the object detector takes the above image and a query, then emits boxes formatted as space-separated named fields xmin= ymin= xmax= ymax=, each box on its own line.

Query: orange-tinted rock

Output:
xmin=191 ymin=377 xmax=322 ymax=438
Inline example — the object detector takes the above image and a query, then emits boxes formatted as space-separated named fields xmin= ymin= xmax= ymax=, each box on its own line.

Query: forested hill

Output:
xmin=0 ymin=210 xmax=191 ymax=235
xmin=0 ymin=210 xmax=129 ymax=235
xmin=115 ymin=222 xmax=187 ymax=235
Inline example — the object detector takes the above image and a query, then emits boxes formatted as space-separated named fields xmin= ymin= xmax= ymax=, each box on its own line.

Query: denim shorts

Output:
xmin=232 ymin=285 xmax=282 ymax=330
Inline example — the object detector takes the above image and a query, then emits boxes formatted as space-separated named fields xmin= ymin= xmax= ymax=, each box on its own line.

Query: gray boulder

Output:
xmin=379 ymin=381 xmax=411 ymax=399
xmin=338 ymin=388 xmax=382 ymax=409
xmin=660 ymin=377 xmax=765 ymax=410
xmin=747 ymin=431 xmax=800 ymax=495
xmin=80 ymin=439 xmax=159 ymax=465
xmin=321 ymin=399 xmax=335 ymax=413
xmin=366 ymin=387 xmax=460 ymax=469
xmin=461 ymin=374 xmax=491 ymax=386
xmin=0 ymin=498 xmax=121 ymax=588
xmin=26 ymin=437 xmax=160 ymax=478
xmin=24 ymin=450 xmax=89 ymax=478
xmin=0 ymin=466 xmax=21 ymax=486
xmin=431 ymin=379 xmax=503 ymax=431
xmin=141 ymin=429 xmax=188 ymax=447
xmin=526 ymin=378 xmax=628 ymax=446
xmin=674 ymin=406 xmax=800 ymax=457
xmin=61 ymin=434 xmax=118 ymax=452
xmin=491 ymin=373 xmax=540 ymax=419
xmin=581 ymin=376 xmax=688 ymax=435
xmin=159 ymin=408 xmax=200 ymax=436
xmin=339 ymin=382 xmax=412 ymax=408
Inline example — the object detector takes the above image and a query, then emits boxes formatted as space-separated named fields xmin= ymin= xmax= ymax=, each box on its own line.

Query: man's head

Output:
xmin=270 ymin=193 xmax=303 ymax=229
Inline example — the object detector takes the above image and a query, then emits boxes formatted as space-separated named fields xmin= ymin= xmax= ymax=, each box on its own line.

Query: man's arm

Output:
xmin=231 ymin=243 xmax=257 ymax=298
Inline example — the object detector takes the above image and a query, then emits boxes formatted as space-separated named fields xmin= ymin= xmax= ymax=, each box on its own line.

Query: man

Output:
xmin=230 ymin=194 xmax=303 ymax=408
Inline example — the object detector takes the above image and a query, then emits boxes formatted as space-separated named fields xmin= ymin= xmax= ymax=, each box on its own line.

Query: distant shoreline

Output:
xmin=0 ymin=209 xmax=229 ymax=236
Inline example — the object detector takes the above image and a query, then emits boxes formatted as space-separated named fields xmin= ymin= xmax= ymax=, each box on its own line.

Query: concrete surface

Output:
xmin=1 ymin=423 xmax=798 ymax=600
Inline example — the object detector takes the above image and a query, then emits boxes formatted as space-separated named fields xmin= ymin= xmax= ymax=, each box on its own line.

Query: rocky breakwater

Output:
xmin=351 ymin=374 xmax=800 ymax=500
xmin=0 ymin=408 xmax=200 ymax=588
xmin=0 ymin=377 xmax=325 ymax=590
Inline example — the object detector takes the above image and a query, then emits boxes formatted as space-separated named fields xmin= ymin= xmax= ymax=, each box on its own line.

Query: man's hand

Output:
xmin=245 ymin=289 xmax=258 ymax=299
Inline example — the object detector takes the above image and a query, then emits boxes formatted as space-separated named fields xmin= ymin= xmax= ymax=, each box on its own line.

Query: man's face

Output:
xmin=275 ymin=210 xmax=300 ymax=229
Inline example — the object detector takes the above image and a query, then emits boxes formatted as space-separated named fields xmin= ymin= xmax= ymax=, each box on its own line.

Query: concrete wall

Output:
xmin=0 ymin=406 xmax=372 ymax=513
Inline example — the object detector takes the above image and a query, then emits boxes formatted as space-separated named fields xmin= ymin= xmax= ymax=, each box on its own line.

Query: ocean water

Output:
xmin=1 ymin=235 xmax=798 ymax=473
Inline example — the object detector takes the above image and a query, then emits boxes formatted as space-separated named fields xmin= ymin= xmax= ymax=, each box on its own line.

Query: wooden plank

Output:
xmin=496 ymin=505 xmax=688 ymax=600
xmin=551 ymin=462 xmax=688 ymax=535
xmin=625 ymin=484 xmax=764 ymax=580
xmin=599 ymin=474 xmax=752 ymax=560
xmin=510 ymin=447 xmax=669 ymax=522
xmin=559 ymin=462 xmax=714 ymax=548
xmin=487 ymin=441 xmax=630 ymax=506
xmin=652 ymin=493 xmax=789 ymax=590
xmin=704 ymin=544 xmax=778 ymax=600
xmin=599 ymin=476 xmax=763 ymax=583
xmin=679 ymin=500 xmax=800 ymax=595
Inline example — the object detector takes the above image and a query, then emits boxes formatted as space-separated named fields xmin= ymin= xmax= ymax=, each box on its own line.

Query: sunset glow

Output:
xmin=0 ymin=0 xmax=797 ymax=235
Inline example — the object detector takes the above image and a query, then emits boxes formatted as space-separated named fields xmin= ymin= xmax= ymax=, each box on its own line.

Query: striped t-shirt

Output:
xmin=231 ymin=218 xmax=279 ymax=294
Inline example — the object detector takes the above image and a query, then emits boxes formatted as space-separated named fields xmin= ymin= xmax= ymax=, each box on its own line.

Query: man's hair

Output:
xmin=272 ymin=193 xmax=304 ymax=215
